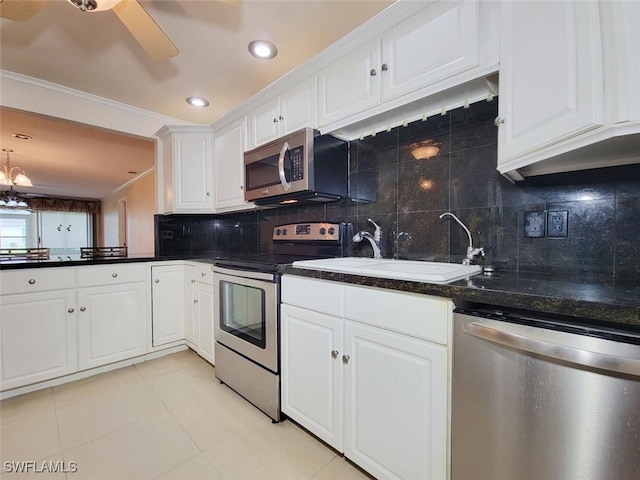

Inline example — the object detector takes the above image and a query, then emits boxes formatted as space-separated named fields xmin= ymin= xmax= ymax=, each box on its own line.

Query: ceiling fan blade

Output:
xmin=0 ymin=0 xmax=46 ymax=21
xmin=112 ymin=0 xmax=178 ymax=61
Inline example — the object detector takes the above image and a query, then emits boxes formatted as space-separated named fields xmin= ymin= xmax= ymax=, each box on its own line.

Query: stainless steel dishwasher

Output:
xmin=452 ymin=304 xmax=640 ymax=480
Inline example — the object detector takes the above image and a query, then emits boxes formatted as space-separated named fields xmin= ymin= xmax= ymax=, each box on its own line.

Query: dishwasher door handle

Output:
xmin=463 ymin=320 xmax=640 ymax=377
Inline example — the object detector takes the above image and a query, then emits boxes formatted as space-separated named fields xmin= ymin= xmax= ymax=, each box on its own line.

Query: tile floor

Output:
xmin=0 ymin=350 xmax=372 ymax=480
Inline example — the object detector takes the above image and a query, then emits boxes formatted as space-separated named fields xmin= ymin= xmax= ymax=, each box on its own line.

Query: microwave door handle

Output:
xmin=278 ymin=142 xmax=291 ymax=191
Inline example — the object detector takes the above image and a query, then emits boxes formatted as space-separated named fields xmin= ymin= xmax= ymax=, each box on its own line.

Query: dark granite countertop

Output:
xmin=0 ymin=254 xmax=204 ymax=270
xmin=279 ymin=264 xmax=640 ymax=330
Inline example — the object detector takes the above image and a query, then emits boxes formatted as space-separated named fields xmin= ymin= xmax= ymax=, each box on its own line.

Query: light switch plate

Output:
xmin=524 ymin=211 xmax=545 ymax=238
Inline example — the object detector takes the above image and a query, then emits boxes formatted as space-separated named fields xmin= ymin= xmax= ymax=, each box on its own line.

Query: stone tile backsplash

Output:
xmin=155 ymin=99 xmax=640 ymax=280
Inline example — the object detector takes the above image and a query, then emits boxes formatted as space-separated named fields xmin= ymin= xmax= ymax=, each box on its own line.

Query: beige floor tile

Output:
xmin=170 ymin=387 xmax=265 ymax=451
xmin=205 ymin=419 xmax=336 ymax=480
xmin=0 ymin=454 xmax=69 ymax=480
xmin=152 ymin=454 xmax=224 ymax=480
xmin=0 ymin=388 xmax=55 ymax=425
xmin=52 ymin=366 xmax=144 ymax=409
xmin=133 ymin=351 xmax=194 ymax=381
xmin=0 ymin=410 xmax=60 ymax=463
xmin=64 ymin=411 xmax=200 ymax=480
xmin=148 ymin=367 xmax=221 ymax=409
xmin=56 ymin=381 xmax=166 ymax=450
xmin=311 ymin=456 xmax=373 ymax=480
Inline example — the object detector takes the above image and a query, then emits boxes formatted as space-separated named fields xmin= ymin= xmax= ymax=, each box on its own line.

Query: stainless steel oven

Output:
xmin=213 ymin=266 xmax=280 ymax=421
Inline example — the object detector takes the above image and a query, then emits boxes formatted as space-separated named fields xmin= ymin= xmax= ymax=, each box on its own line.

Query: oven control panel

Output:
xmin=273 ymin=222 xmax=343 ymax=241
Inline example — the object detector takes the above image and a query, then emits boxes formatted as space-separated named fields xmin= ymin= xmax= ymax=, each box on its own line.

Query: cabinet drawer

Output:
xmin=0 ymin=268 xmax=76 ymax=295
xmin=344 ymin=285 xmax=451 ymax=345
xmin=195 ymin=263 xmax=213 ymax=285
xmin=77 ymin=263 xmax=146 ymax=287
xmin=282 ymin=275 xmax=343 ymax=317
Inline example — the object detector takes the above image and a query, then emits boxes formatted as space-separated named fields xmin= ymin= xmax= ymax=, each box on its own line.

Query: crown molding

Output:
xmin=0 ymin=70 xmax=192 ymax=138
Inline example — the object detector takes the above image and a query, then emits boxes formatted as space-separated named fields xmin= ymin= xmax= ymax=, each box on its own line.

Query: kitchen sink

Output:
xmin=292 ymin=258 xmax=481 ymax=284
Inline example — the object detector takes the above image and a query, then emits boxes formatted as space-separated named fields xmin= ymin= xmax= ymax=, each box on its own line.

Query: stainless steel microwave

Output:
xmin=244 ymin=128 xmax=348 ymax=206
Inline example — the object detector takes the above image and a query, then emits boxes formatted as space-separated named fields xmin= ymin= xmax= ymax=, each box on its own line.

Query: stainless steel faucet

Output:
xmin=439 ymin=212 xmax=485 ymax=265
xmin=353 ymin=218 xmax=382 ymax=259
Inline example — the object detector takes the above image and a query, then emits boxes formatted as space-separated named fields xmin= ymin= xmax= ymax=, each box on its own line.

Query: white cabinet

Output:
xmin=281 ymin=304 xmax=344 ymax=451
xmin=184 ymin=264 xmax=198 ymax=347
xmin=151 ymin=264 xmax=185 ymax=347
xmin=281 ymin=275 xmax=450 ymax=480
xmin=249 ymin=76 xmax=317 ymax=148
xmin=155 ymin=125 xmax=213 ymax=213
xmin=343 ymin=320 xmax=447 ymax=480
xmin=0 ymin=269 xmax=78 ymax=391
xmin=187 ymin=262 xmax=215 ymax=365
xmin=318 ymin=0 xmax=492 ymax=129
xmin=497 ymin=0 xmax=640 ymax=180
xmin=212 ymin=117 xmax=254 ymax=212
xmin=77 ymin=264 xmax=147 ymax=370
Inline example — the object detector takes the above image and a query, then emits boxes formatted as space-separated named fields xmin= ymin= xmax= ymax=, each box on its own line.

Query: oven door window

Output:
xmin=219 ymin=280 xmax=266 ymax=348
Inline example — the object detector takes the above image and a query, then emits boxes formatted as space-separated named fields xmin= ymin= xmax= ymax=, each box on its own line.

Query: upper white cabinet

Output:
xmin=318 ymin=0 xmax=496 ymax=130
xmin=249 ymin=76 xmax=317 ymax=148
xmin=212 ymin=117 xmax=254 ymax=212
xmin=497 ymin=0 xmax=640 ymax=180
xmin=155 ymin=125 xmax=213 ymax=214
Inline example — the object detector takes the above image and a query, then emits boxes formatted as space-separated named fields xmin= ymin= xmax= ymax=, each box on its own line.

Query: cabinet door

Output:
xmin=280 ymin=76 xmax=317 ymax=135
xmin=318 ymin=41 xmax=381 ymax=127
xmin=281 ymin=304 xmax=344 ymax=451
xmin=0 ymin=290 xmax=77 ymax=390
xmin=151 ymin=265 xmax=185 ymax=347
xmin=184 ymin=265 xmax=198 ymax=347
xmin=173 ymin=132 xmax=213 ymax=211
xmin=497 ymin=0 xmax=603 ymax=163
xmin=381 ymin=0 xmax=480 ymax=102
xmin=344 ymin=321 xmax=448 ymax=480
xmin=77 ymin=282 xmax=147 ymax=370
xmin=213 ymin=117 xmax=253 ymax=212
xmin=195 ymin=282 xmax=215 ymax=364
xmin=249 ymin=99 xmax=280 ymax=147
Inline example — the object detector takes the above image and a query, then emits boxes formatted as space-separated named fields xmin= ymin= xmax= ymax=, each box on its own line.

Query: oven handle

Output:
xmin=278 ymin=142 xmax=291 ymax=192
xmin=212 ymin=265 xmax=277 ymax=282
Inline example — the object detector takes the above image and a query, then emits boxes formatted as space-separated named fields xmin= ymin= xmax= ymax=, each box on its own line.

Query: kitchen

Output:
xmin=1 ymin=1 xmax=640 ymax=479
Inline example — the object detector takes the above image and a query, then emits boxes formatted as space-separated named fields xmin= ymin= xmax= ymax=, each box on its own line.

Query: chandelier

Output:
xmin=0 ymin=148 xmax=33 ymax=187
xmin=0 ymin=187 xmax=29 ymax=209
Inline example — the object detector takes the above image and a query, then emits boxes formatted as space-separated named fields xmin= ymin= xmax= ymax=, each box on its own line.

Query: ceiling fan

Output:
xmin=0 ymin=0 xmax=178 ymax=60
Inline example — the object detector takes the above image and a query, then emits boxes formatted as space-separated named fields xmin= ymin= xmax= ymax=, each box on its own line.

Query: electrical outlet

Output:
xmin=524 ymin=211 xmax=545 ymax=238
xmin=547 ymin=210 xmax=568 ymax=237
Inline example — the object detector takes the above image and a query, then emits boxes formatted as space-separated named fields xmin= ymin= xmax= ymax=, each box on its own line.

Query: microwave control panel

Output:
xmin=289 ymin=146 xmax=304 ymax=181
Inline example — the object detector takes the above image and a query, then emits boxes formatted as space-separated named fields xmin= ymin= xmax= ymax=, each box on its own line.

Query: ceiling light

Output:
xmin=11 ymin=133 xmax=33 ymax=140
xmin=186 ymin=97 xmax=210 ymax=107
xmin=0 ymin=149 xmax=33 ymax=187
xmin=67 ymin=0 xmax=122 ymax=12
xmin=0 ymin=187 xmax=30 ymax=211
xmin=248 ymin=40 xmax=278 ymax=60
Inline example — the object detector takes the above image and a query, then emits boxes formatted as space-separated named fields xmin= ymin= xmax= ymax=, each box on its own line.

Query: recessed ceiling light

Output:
xmin=248 ymin=40 xmax=278 ymax=60
xmin=186 ymin=97 xmax=210 ymax=107
xmin=11 ymin=133 xmax=32 ymax=140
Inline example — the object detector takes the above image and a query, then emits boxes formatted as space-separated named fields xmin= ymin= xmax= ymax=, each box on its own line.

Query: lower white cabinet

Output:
xmin=184 ymin=264 xmax=198 ymax=347
xmin=151 ymin=264 xmax=186 ymax=347
xmin=281 ymin=275 xmax=450 ymax=480
xmin=0 ymin=289 xmax=77 ymax=390
xmin=195 ymin=281 xmax=215 ymax=364
xmin=77 ymin=281 xmax=147 ymax=371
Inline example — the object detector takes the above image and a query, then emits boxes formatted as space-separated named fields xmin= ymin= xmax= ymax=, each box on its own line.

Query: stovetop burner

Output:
xmin=213 ymin=221 xmax=352 ymax=273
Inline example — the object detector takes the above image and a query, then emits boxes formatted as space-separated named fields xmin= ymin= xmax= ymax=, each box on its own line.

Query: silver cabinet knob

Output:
xmin=370 ymin=68 xmax=377 ymax=76
xmin=381 ymin=63 xmax=388 ymax=71
xmin=201 ymin=272 xmax=206 ymax=277
xmin=80 ymin=307 xmax=86 ymax=312
xmin=112 ymin=273 xmax=118 ymax=278
xmin=28 ymin=279 xmax=36 ymax=285
xmin=194 ymin=299 xmax=198 ymax=303
xmin=273 ymin=118 xmax=278 ymax=123
xmin=342 ymin=354 xmax=350 ymax=364
xmin=331 ymin=350 xmax=339 ymax=359
xmin=206 ymin=192 xmax=211 ymax=196
xmin=155 ymin=279 xmax=160 ymax=283
xmin=68 ymin=308 xmax=74 ymax=313
xmin=494 ymin=116 xmax=505 ymax=126
xmin=191 ymin=279 xmax=196 ymax=283
xmin=278 ymin=115 xmax=284 ymax=121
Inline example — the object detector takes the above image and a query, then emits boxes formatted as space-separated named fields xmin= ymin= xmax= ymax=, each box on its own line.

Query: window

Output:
xmin=0 ymin=212 xmax=36 ymax=249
